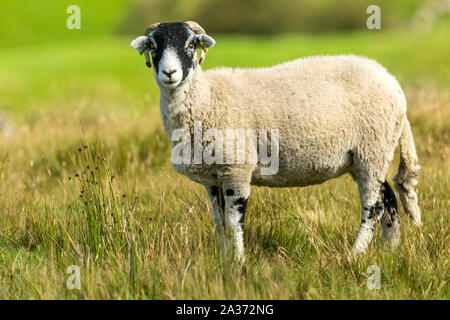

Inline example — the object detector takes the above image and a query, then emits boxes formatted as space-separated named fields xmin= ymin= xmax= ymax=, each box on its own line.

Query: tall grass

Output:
xmin=0 ymin=83 xmax=447 ymax=299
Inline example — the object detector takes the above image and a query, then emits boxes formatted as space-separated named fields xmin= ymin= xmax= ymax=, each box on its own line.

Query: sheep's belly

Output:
xmin=250 ymin=150 xmax=353 ymax=187
xmin=251 ymin=168 xmax=349 ymax=187
xmin=172 ymin=147 xmax=353 ymax=187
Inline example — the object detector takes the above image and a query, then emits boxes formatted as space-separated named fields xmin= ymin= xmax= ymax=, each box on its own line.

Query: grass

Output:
xmin=0 ymin=22 xmax=448 ymax=299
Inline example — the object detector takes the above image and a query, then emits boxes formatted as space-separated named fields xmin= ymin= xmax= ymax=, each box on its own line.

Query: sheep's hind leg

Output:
xmin=380 ymin=181 xmax=401 ymax=248
xmin=352 ymin=178 xmax=384 ymax=255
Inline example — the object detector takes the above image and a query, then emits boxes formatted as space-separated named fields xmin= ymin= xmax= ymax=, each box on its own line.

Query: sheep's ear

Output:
xmin=130 ymin=36 xmax=148 ymax=52
xmin=195 ymin=35 xmax=215 ymax=65
xmin=130 ymin=36 xmax=152 ymax=68
xmin=196 ymin=34 xmax=215 ymax=49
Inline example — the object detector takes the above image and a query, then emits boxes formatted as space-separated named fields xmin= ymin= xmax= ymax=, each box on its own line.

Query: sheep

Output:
xmin=130 ymin=21 xmax=421 ymax=261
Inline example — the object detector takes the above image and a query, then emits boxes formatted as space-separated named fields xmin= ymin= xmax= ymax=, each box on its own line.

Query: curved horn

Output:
xmin=139 ymin=23 xmax=160 ymax=68
xmin=184 ymin=21 xmax=210 ymax=65
xmin=145 ymin=22 xmax=160 ymax=36
xmin=184 ymin=21 xmax=206 ymax=35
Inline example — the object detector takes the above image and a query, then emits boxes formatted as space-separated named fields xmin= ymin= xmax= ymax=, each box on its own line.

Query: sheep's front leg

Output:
xmin=207 ymin=179 xmax=250 ymax=262
xmin=222 ymin=182 xmax=250 ymax=262
xmin=205 ymin=185 xmax=226 ymax=249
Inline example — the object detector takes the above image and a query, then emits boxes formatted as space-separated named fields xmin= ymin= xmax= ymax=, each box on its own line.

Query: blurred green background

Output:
xmin=0 ymin=0 xmax=449 ymax=115
xmin=1 ymin=0 xmax=447 ymax=45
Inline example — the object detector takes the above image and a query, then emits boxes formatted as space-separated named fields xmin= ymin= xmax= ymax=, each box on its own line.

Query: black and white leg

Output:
xmin=206 ymin=180 xmax=250 ymax=261
xmin=380 ymin=181 xmax=401 ymax=247
xmin=352 ymin=178 xmax=384 ymax=255
xmin=221 ymin=182 xmax=250 ymax=261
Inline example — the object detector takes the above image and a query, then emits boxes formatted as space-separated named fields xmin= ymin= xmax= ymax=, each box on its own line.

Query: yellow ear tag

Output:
xmin=199 ymin=41 xmax=208 ymax=53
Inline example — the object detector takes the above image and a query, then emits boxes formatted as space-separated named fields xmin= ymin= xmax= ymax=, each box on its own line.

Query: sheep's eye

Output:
xmin=149 ymin=43 xmax=155 ymax=49
xmin=188 ymin=42 xmax=194 ymax=48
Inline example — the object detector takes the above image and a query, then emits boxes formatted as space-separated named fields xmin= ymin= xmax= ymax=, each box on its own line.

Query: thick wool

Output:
xmin=132 ymin=23 xmax=421 ymax=260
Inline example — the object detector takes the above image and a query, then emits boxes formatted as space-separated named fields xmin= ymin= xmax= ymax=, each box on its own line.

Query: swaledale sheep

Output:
xmin=130 ymin=21 xmax=421 ymax=261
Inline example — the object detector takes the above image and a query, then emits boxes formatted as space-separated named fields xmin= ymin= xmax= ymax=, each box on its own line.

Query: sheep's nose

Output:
xmin=163 ymin=69 xmax=177 ymax=77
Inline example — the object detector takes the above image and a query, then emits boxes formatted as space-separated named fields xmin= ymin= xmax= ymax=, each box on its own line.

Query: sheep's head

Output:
xmin=130 ymin=21 xmax=215 ymax=89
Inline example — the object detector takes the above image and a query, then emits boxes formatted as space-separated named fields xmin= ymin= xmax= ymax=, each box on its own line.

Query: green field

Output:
xmin=0 ymin=16 xmax=449 ymax=299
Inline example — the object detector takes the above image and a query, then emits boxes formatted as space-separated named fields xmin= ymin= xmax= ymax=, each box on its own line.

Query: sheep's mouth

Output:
xmin=161 ymin=79 xmax=181 ymax=88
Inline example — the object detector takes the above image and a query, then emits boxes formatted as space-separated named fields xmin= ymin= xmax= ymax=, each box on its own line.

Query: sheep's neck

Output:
xmin=159 ymin=65 xmax=210 ymax=136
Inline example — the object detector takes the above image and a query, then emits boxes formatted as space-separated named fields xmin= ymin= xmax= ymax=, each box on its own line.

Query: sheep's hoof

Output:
xmin=412 ymin=217 xmax=423 ymax=228
xmin=350 ymin=244 xmax=367 ymax=258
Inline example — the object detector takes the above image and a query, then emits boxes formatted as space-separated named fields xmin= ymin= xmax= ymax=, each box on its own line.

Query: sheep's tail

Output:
xmin=394 ymin=117 xmax=422 ymax=226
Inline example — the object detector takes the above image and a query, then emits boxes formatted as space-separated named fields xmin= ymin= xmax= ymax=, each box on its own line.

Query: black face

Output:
xmin=148 ymin=22 xmax=197 ymax=81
